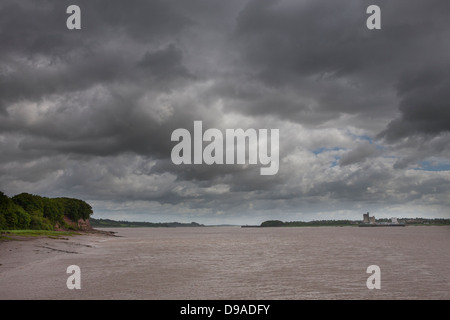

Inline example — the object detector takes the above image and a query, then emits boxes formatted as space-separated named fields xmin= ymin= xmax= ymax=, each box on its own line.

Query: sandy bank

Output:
xmin=0 ymin=230 xmax=117 ymax=299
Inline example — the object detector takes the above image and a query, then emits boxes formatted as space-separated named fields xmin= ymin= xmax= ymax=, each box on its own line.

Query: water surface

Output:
xmin=1 ymin=226 xmax=449 ymax=299
xmin=77 ymin=226 xmax=450 ymax=299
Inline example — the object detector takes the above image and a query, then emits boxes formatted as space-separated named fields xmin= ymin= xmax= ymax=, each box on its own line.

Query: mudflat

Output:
xmin=0 ymin=230 xmax=115 ymax=299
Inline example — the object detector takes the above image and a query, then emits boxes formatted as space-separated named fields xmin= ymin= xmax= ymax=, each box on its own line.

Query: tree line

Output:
xmin=90 ymin=218 xmax=204 ymax=228
xmin=0 ymin=191 xmax=93 ymax=230
xmin=260 ymin=218 xmax=450 ymax=227
xmin=260 ymin=220 xmax=358 ymax=227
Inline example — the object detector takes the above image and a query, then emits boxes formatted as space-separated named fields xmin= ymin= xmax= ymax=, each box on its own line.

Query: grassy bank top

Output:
xmin=0 ymin=229 xmax=81 ymax=241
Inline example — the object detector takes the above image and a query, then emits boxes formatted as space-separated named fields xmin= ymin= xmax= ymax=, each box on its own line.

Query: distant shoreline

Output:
xmin=88 ymin=217 xmax=450 ymax=229
xmin=256 ymin=218 xmax=450 ymax=228
xmin=90 ymin=218 xmax=205 ymax=228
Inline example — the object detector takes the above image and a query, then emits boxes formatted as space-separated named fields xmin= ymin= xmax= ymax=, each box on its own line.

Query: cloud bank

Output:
xmin=0 ymin=0 xmax=449 ymax=224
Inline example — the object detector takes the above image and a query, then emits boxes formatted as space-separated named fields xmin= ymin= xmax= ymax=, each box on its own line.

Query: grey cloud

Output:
xmin=0 ymin=0 xmax=191 ymax=53
xmin=339 ymin=142 xmax=380 ymax=167
xmin=136 ymin=43 xmax=196 ymax=85
xmin=234 ymin=0 xmax=367 ymax=80
xmin=390 ymin=134 xmax=450 ymax=169
xmin=234 ymin=0 xmax=449 ymax=80
xmin=229 ymin=0 xmax=450 ymax=129
xmin=0 ymin=0 xmax=194 ymax=113
xmin=378 ymin=64 xmax=450 ymax=142
xmin=0 ymin=52 xmax=128 ymax=114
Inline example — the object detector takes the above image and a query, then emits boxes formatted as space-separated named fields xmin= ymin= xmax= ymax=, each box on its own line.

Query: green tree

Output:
xmin=260 ymin=220 xmax=285 ymax=227
xmin=15 ymin=206 xmax=31 ymax=229
xmin=57 ymin=197 xmax=93 ymax=221
xmin=43 ymin=197 xmax=64 ymax=224
xmin=0 ymin=191 xmax=31 ymax=229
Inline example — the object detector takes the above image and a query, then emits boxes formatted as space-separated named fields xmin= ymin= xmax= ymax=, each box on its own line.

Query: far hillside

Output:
xmin=90 ymin=218 xmax=204 ymax=228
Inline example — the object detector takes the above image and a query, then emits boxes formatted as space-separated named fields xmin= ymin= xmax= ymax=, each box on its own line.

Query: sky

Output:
xmin=0 ymin=0 xmax=449 ymax=225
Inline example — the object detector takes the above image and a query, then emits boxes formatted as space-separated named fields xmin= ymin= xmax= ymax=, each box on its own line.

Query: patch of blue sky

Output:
xmin=311 ymin=147 xmax=342 ymax=167
xmin=330 ymin=158 xmax=340 ymax=167
xmin=346 ymin=130 xmax=373 ymax=143
xmin=347 ymin=132 xmax=385 ymax=150
xmin=357 ymin=134 xmax=373 ymax=143
xmin=414 ymin=160 xmax=450 ymax=171
xmin=312 ymin=146 xmax=343 ymax=155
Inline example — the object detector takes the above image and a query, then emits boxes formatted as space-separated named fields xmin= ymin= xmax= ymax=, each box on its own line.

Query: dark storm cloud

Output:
xmin=228 ymin=0 xmax=450 ymax=127
xmin=234 ymin=0 xmax=450 ymax=81
xmin=0 ymin=0 xmax=191 ymax=52
xmin=0 ymin=0 xmax=199 ymax=159
xmin=379 ymin=64 xmax=450 ymax=142
xmin=0 ymin=52 xmax=128 ymax=114
xmin=137 ymin=44 xmax=195 ymax=81
xmin=234 ymin=0 xmax=368 ymax=80
xmin=0 ymin=0 xmax=193 ymax=112
xmin=0 ymin=0 xmax=449 ymax=223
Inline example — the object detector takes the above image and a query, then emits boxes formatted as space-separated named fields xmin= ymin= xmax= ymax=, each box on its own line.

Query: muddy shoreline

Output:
xmin=0 ymin=228 xmax=118 ymax=299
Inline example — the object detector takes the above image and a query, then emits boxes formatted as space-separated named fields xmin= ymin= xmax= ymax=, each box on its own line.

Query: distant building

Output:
xmin=360 ymin=213 xmax=406 ymax=227
xmin=363 ymin=212 xmax=376 ymax=224
xmin=363 ymin=212 xmax=370 ymax=224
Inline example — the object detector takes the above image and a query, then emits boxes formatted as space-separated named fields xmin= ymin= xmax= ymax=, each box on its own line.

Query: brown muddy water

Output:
xmin=0 ymin=226 xmax=449 ymax=299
